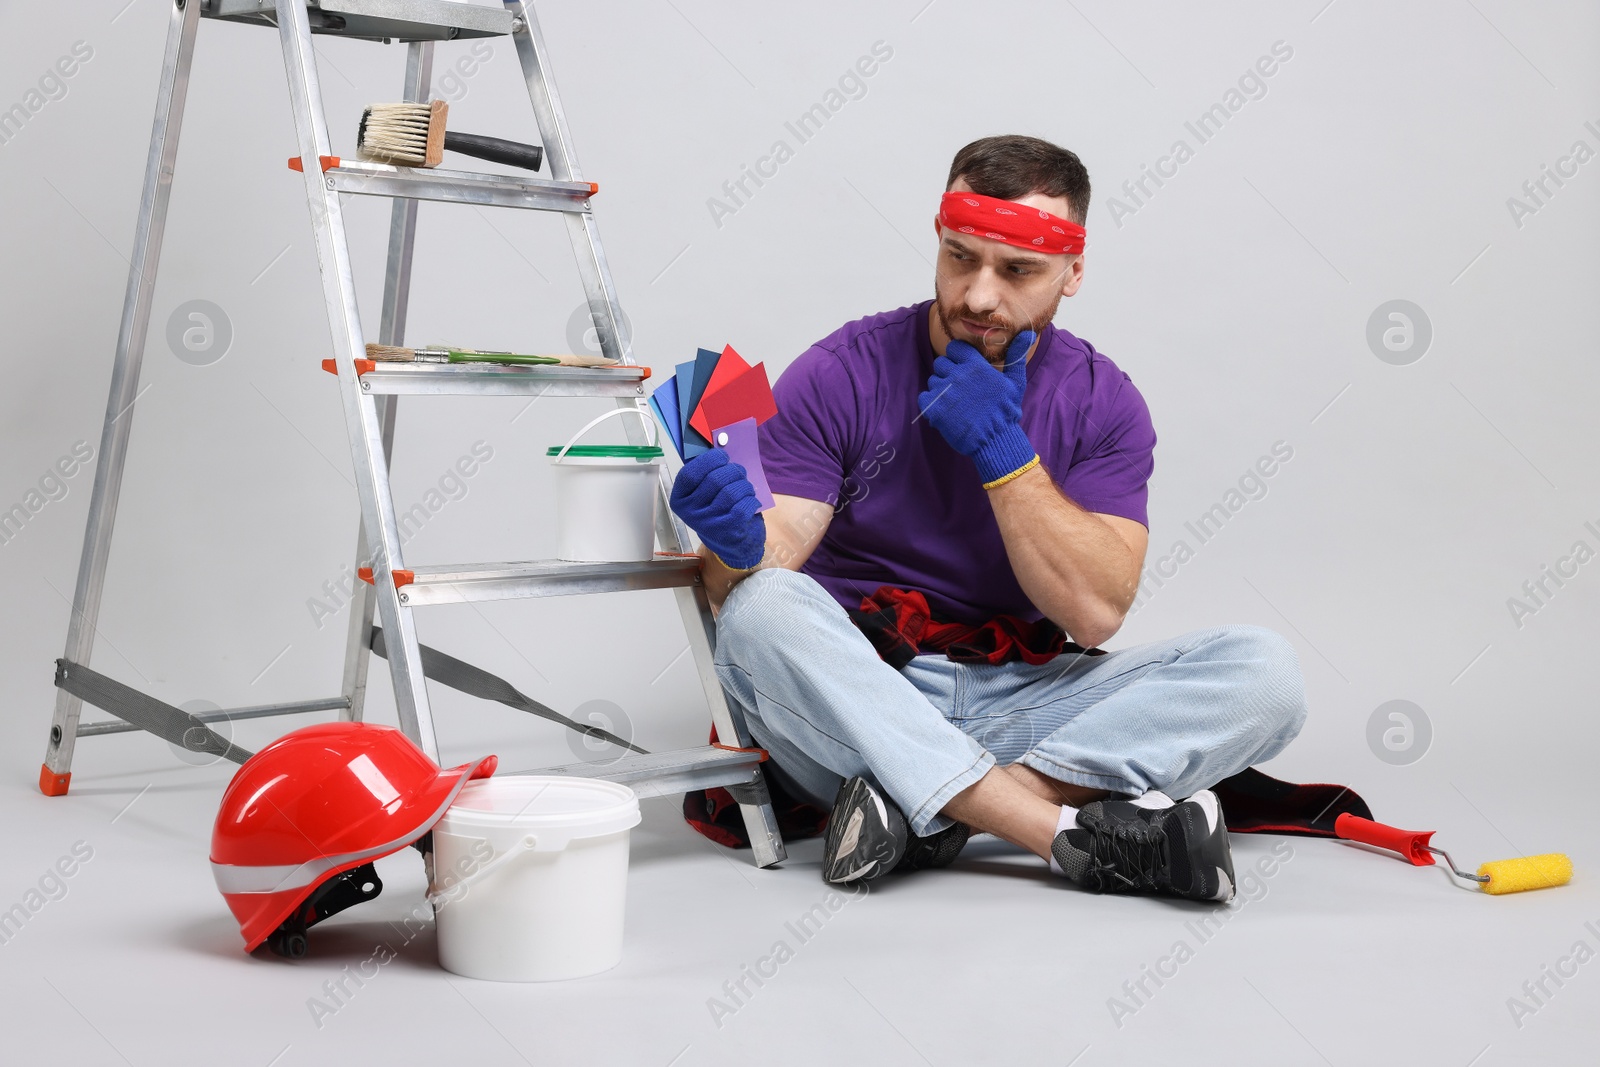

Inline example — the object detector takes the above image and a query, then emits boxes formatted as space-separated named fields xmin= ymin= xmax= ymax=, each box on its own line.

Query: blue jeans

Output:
xmin=713 ymin=569 xmax=1309 ymax=838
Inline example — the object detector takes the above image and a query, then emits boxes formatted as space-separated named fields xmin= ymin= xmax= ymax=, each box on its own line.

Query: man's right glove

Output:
xmin=668 ymin=448 xmax=767 ymax=570
xmin=917 ymin=329 xmax=1039 ymax=489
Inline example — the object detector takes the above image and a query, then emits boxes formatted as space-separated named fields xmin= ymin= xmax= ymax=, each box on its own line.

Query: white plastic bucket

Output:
xmin=547 ymin=408 xmax=663 ymax=563
xmin=428 ymin=776 xmax=642 ymax=982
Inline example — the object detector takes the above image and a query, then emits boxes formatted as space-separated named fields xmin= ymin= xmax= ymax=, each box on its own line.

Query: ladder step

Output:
xmin=508 ymin=745 xmax=764 ymax=800
xmin=324 ymin=161 xmax=596 ymax=212
xmin=338 ymin=359 xmax=651 ymax=398
xmin=388 ymin=555 xmax=703 ymax=606
xmin=205 ymin=0 xmax=515 ymax=43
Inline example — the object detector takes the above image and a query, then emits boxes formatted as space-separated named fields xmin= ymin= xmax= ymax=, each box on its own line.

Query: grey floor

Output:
xmin=5 ymin=0 xmax=1597 ymax=1063
xmin=4 ymin=731 xmax=1595 ymax=1067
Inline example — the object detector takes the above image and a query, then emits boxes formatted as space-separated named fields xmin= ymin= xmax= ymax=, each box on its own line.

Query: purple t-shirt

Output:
xmin=757 ymin=300 xmax=1156 ymax=625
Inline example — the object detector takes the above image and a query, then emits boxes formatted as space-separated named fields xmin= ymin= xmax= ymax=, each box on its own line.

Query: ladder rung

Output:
xmin=508 ymin=745 xmax=764 ymax=801
xmin=395 ymin=556 xmax=702 ymax=606
xmin=205 ymin=0 xmax=514 ymax=43
xmin=325 ymin=161 xmax=596 ymax=212
xmin=348 ymin=361 xmax=650 ymax=398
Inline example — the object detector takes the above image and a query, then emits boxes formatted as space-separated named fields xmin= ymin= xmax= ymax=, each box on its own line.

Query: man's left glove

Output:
xmin=668 ymin=448 xmax=767 ymax=570
xmin=917 ymin=329 xmax=1040 ymax=488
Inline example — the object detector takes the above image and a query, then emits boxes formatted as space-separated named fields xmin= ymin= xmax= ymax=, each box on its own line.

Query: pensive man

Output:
xmin=668 ymin=135 xmax=1307 ymax=902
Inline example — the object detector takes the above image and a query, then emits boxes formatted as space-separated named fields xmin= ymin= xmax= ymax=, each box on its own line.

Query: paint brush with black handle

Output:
xmin=357 ymin=100 xmax=544 ymax=171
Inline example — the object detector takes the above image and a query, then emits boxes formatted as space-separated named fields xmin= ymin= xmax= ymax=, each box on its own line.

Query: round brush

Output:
xmin=1335 ymin=813 xmax=1572 ymax=895
xmin=356 ymin=100 xmax=544 ymax=172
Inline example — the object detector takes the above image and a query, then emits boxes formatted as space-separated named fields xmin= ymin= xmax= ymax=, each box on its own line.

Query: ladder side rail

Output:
xmin=340 ymin=39 xmax=434 ymax=723
xmin=672 ymin=582 xmax=786 ymax=866
xmin=502 ymin=4 xmax=688 ymax=552
xmin=43 ymin=0 xmax=203 ymax=793
xmin=506 ymin=0 xmax=786 ymax=863
xmin=274 ymin=0 xmax=439 ymax=758
xmin=505 ymin=2 xmax=631 ymax=372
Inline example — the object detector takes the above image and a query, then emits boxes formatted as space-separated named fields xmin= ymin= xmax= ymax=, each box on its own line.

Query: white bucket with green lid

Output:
xmin=546 ymin=407 xmax=663 ymax=562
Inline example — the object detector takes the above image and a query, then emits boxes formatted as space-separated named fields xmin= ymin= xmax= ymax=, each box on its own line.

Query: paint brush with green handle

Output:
xmin=365 ymin=343 xmax=620 ymax=368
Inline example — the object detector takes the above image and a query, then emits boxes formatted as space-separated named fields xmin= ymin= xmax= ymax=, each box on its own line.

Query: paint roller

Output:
xmin=1334 ymin=813 xmax=1572 ymax=895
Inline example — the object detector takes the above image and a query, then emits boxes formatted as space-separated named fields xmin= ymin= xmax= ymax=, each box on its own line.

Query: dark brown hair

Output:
xmin=946 ymin=135 xmax=1091 ymax=226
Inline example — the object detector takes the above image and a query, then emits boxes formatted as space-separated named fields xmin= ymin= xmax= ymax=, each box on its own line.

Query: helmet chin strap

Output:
xmin=265 ymin=863 xmax=385 ymax=960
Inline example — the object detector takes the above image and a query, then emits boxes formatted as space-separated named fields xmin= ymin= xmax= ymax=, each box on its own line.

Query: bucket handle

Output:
xmin=552 ymin=406 xmax=659 ymax=464
xmin=426 ymin=834 xmax=541 ymax=908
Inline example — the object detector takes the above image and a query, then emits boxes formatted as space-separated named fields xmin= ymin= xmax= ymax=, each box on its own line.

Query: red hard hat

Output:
xmin=210 ymin=721 xmax=496 ymax=956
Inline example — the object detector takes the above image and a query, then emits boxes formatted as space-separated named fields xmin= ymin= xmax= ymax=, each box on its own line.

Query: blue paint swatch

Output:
xmin=648 ymin=383 xmax=684 ymax=459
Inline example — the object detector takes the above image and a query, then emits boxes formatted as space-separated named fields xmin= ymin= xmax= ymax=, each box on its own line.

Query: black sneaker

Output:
xmin=1051 ymin=789 xmax=1235 ymax=902
xmin=895 ymin=820 xmax=971 ymax=873
xmin=821 ymin=776 xmax=908 ymax=884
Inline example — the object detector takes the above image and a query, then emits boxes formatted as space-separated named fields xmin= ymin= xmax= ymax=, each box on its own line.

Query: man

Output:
xmin=669 ymin=135 xmax=1307 ymax=903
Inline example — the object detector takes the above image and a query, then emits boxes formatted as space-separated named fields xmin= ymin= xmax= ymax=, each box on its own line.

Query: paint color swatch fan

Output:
xmin=648 ymin=344 xmax=777 ymax=510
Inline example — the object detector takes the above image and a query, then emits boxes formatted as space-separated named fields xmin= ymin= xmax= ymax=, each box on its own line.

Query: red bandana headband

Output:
xmin=937 ymin=192 xmax=1085 ymax=255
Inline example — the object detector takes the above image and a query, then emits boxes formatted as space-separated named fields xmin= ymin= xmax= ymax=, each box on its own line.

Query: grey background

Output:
xmin=1 ymin=1 xmax=1596 ymax=1064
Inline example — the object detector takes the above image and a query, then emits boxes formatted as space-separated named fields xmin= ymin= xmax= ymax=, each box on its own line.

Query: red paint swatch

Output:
xmin=698 ymin=361 xmax=777 ymax=438
xmin=688 ymin=344 xmax=751 ymax=440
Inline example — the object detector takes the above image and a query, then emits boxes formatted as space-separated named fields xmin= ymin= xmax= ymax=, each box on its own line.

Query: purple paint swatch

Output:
xmin=714 ymin=417 xmax=773 ymax=512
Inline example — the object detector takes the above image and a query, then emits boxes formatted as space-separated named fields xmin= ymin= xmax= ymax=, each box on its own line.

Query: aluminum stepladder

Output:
xmin=42 ymin=0 xmax=785 ymax=869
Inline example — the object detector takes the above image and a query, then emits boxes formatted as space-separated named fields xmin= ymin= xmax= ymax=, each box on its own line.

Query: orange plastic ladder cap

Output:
xmin=39 ymin=764 xmax=70 ymax=796
xmin=320 ymin=358 xmax=375 ymax=375
xmin=287 ymin=155 xmax=340 ymax=172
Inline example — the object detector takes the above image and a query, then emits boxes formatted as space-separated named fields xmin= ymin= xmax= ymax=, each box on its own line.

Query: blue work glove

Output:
xmin=669 ymin=448 xmax=767 ymax=570
xmin=917 ymin=329 xmax=1039 ymax=488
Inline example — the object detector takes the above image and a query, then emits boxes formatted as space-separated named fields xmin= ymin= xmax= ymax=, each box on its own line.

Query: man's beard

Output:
xmin=933 ymin=288 xmax=1062 ymax=362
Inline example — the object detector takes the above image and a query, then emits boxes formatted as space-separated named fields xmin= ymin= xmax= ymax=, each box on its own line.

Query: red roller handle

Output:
xmin=1334 ymin=813 xmax=1437 ymax=866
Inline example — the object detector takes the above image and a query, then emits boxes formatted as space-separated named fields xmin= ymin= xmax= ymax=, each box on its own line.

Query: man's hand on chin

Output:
xmin=917 ymin=329 xmax=1041 ymax=489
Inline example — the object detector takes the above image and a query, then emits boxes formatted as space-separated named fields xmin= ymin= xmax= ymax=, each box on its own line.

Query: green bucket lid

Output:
xmin=546 ymin=443 xmax=663 ymax=460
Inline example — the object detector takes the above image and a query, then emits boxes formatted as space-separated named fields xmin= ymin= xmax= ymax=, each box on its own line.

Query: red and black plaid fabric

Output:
xmin=846 ymin=585 xmax=1107 ymax=668
xmin=682 ymin=724 xmax=832 ymax=849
